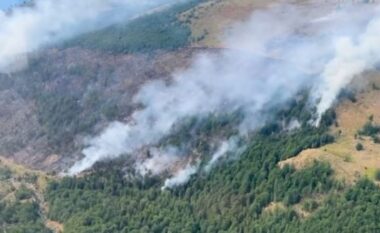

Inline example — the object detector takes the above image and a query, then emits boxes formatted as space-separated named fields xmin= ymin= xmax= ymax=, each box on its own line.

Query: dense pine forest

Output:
xmin=43 ymin=101 xmax=362 ymax=233
xmin=44 ymin=118 xmax=380 ymax=232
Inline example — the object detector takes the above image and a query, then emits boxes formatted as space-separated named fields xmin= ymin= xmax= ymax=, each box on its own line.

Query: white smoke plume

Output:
xmin=68 ymin=47 xmax=309 ymax=175
xmin=204 ymin=137 xmax=240 ymax=172
xmin=162 ymin=162 xmax=199 ymax=190
xmin=68 ymin=121 xmax=131 ymax=175
xmin=68 ymin=3 xmax=380 ymax=183
xmin=285 ymin=119 xmax=301 ymax=131
xmin=315 ymin=11 xmax=380 ymax=123
xmin=136 ymin=147 xmax=183 ymax=176
xmin=0 ymin=0 xmax=181 ymax=72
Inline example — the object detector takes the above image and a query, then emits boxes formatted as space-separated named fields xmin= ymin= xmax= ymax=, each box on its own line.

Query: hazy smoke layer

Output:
xmin=0 ymin=0 xmax=179 ymax=72
xmin=69 ymin=3 xmax=380 ymax=183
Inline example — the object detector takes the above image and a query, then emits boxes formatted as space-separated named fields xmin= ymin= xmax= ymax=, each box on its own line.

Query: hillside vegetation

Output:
xmin=280 ymin=72 xmax=380 ymax=184
xmin=63 ymin=0 xmax=202 ymax=54
xmin=0 ymin=157 xmax=56 ymax=233
xmin=2 ymin=0 xmax=380 ymax=232
xmin=44 ymin=103 xmax=380 ymax=232
xmin=42 ymin=77 xmax=380 ymax=232
xmin=46 ymin=121 xmax=339 ymax=232
xmin=0 ymin=0 xmax=211 ymax=171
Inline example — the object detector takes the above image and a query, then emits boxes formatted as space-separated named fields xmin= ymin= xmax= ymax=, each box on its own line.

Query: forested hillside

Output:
xmin=1 ymin=0 xmax=380 ymax=232
xmin=43 ymin=106 xmax=380 ymax=232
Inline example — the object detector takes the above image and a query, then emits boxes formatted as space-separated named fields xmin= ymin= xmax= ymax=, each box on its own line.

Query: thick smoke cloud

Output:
xmin=68 ymin=45 xmax=309 ymax=175
xmin=0 ymin=0 xmax=180 ymax=72
xmin=68 ymin=3 xmax=380 ymax=185
xmin=315 ymin=10 xmax=380 ymax=123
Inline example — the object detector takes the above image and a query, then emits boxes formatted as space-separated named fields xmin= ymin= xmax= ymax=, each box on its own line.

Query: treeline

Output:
xmin=46 ymin=117 xmax=339 ymax=232
xmin=358 ymin=116 xmax=380 ymax=143
xmin=43 ymin=92 xmax=342 ymax=232
xmin=63 ymin=0 xmax=203 ymax=54
xmin=45 ymin=132 xmax=380 ymax=233
xmin=251 ymin=179 xmax=380 ymax=233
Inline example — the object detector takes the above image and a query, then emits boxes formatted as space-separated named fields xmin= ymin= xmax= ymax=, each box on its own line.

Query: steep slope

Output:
xmin=181 ymin=0 xmax=271 ymax=47
xmin=0 ymin=48 xmax=198 ymax=171
xmin=0 ymin=157 xmax=57 ymax=232
xmin=1 ymin=0 xmax=372 ymax=174
xmin=0 ymin=0 xmax=209 ymax=172
xmin=2 ymin=0 xmax=380 ymax=232
xmin=0 ymin=0 xmax=286 ymax=172
xmin=280 ymin=72 xmax=380 ymax=184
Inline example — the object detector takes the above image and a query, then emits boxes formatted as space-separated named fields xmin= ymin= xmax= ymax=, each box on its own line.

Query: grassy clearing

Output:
xmin=279 ymin=72 xmax=380 ymax=184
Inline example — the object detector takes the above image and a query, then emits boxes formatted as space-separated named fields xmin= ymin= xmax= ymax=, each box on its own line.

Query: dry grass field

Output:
xmin=280 ymin=72 xmax=380 ymax=184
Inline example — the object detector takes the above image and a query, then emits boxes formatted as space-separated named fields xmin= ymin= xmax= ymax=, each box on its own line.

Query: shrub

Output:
xmin=373 ymin=136 xmax=380 ymax=144
xmin=356 ymin=143 xmax=364 ymax=151
xmin=375 ymin=169 xmax=380 ymax=181
xmin=302 ymin=200 xmax=318 ymax=212
xmin=358 ymin=121 xmax=380 ymax=137
xmin=15 ymin=187 xmax=34 ymax=201
xmin=0 ymin=167 xmax=12 ymax=180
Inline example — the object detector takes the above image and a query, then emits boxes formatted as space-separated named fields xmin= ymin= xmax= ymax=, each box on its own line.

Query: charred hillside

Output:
xmin=0 ymin=47 xmax=203 ymax=171
xmin=0 ymin=0 xmax=204 ymax=171
xmin=2 ymin=0 xmax=380 ymax=233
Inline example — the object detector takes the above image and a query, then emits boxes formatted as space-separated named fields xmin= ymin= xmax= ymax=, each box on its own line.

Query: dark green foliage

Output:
xmin=358 ymin=121 xmax=380 ymax=137
xmin=64 ymin=1 xmax=202 ymax=54
xmin=46 ymin=124 xmax=337 ymax=232
xmin=43 ymin=92 xmax=340 ymax=232
xmin=358 ymin=120 xmax=380 ymax=144
xmin=0 ymin=167 xmax=12 ymax=180
xmin=36 ymin=93 xmax=83 ymax=150
xmin=249 ymin=179 xmax=380 ymax=233
xmin=259 ymin=122 xmax=281 ymax=136
xmin=369 ymin=115 xmax=374 ymax=122
xmin=319 ymin=109 xmax=337 ymax=128
xmin=276 ymin=91 xmax=313 ymax=126
xmin=356 ymin=142 xmax=364 ymax=151
xmin=161 ymin=111 xmax=243 ymax=156
xmin=0 ymin=201 xmax=51 ymax=233
xmin=161 ymin=92 xmax=335 ymax=162
xmin=291 ymin=179 xmax=380 ymax=232
xmin=15 ymin=187 xmax=34 ymax=201
xmin=302 ymin=199 xmax=318 ymax=212
xmin=338 ymin=89 xmax=357 ymax=103
xmin=375 ymin=169 xmax=380 ymax=181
